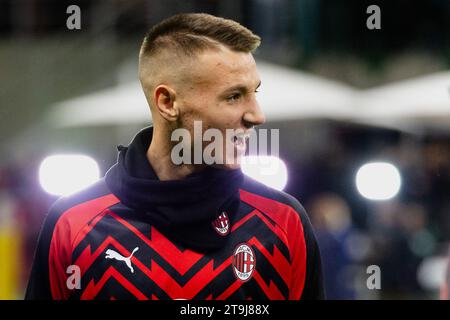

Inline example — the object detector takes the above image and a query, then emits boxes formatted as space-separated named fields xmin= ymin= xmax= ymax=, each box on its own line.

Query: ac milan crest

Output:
xmin=212 ymin=212 xmax=230 ymax=236
xmin=232 ymin=243 xmax=256 ymax=282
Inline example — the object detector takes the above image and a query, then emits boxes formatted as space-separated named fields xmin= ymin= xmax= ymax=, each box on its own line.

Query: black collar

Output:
xmin=105 ymin=126 xmax=244 ymax=251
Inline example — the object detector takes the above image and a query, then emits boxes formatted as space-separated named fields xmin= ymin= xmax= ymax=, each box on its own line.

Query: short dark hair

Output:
xmin=140 ymin=13 xmax=261 ymax=59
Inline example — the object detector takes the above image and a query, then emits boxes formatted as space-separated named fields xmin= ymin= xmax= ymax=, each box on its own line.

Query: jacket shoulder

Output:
xmin=42 ymin=178 xmax=120 ymax=251
xmin=240 ymin=175 xmax=309 ymax=223
xmin=47 ymin=178 xmax=117 ymax=224
xmin=240 ymin=176 xmax=325 ymax=300
xmin=25 ymin=179 xmax=120 ymax=300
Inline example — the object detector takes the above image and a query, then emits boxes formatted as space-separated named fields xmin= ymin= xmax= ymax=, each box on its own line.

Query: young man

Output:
xmin=26 ymin=13 xmax=324 ymax=300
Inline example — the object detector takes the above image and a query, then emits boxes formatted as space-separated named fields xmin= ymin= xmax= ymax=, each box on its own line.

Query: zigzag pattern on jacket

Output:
xmin=68 ymin=205 xmax=294 ymax=300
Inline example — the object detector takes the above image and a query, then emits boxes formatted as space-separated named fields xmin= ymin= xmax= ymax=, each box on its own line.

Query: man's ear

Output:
xmin=153 ymin=85 xmax=179 ymax=122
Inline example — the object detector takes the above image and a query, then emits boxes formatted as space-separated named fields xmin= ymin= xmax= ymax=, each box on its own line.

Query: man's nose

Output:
xmin=243 ymin=98 xmax=266 ymax=128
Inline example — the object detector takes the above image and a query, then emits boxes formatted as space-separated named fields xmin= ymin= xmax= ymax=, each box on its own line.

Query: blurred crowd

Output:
xmin=0 ymin=157 xmax=55 ymax=299
xmin=287 ymin=124 xmax=450 ymax=299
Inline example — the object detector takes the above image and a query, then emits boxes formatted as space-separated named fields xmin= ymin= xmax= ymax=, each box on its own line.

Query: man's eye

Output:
xmin=227 ymin=93 xmax=241 ymax=102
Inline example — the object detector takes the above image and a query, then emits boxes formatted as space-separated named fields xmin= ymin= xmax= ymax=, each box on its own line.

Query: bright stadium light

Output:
xmin=417 ymin=256 xmax=447 ymax=291
xmin=241 ymin=155 xmax=288 ymax=191
xmin=356 ymin=162 xmax=401 ymax=200
xmin=39 ymin=154 xmax=100 ymax=196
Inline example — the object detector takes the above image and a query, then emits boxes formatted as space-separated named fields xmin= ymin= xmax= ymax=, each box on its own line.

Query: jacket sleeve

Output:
xmin=25 ymin=200 xmax=71 ymax=300
xmin=298 ymin=206 xmax=325 ymax=300
xmin=288 ymin=196 xmax=325 ymax=300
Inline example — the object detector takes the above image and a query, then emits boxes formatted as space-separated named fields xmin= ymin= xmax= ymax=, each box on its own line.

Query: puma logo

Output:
xmin=105 ymin=247 xmax=139 ymax=273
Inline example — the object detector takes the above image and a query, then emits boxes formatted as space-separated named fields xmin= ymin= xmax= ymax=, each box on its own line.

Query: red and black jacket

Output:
xmin=26 ymin=127 xmax=324 ymax=300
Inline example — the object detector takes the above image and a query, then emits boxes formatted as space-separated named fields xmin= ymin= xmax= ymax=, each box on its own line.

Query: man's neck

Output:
xmin=146 ymin=128 xmax=204 ymax=181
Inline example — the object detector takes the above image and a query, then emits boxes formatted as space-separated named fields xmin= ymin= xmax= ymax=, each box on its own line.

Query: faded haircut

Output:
xmin=140 ymin=13 xmax=260 ymax=59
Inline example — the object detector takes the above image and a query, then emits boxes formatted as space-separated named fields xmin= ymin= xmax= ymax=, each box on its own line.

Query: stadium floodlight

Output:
xmin=241 ymin=155 xmax=288 ymax=191
xmin=39 ymin=154 xmax=100 ymax=196
xmin=417 ymin=256 xmax=447 ymax=291
xmin=356 ymin=162 xmax=401 ymax=201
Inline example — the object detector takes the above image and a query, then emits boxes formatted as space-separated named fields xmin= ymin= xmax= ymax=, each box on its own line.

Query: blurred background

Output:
xmin=0 ymin=0 xmax=449 ymax=299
